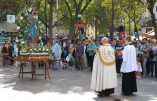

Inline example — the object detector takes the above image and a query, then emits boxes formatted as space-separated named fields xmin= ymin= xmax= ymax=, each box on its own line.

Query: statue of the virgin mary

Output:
xmin=27 ymin=8 xmax=38 ymax=43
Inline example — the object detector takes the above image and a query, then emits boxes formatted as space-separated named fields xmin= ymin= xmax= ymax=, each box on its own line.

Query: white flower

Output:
xmin=15 ymin=39 xmax=19 ymax=42
xmin=43 ymin=48 xmax=45 ymax=51
xmin=39 ymin=36 xmax=41 ymax=40
xmin=28 ymin=7 xmax=32 ymax=13
xmin=38 ymin=21 xmax=41 ymax=24
xmin=20 ymin=16 xmax=23 ymax=20
xmin=21 ymin=41 xmax=25 ymax=44
xmin=17 ymin=26 xmax=20 ymax=30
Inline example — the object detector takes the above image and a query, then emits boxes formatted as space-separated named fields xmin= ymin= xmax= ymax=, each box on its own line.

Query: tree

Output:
xmin=84 ymin=0 xmax=122 ymax=38
xmin=137 ymin=0 xmax=157 ymax=39
xmin=37 ymin=0 xmax=64 ymax=38
xmin=59 ymin=0 xmax=93 ymax=40
xmin=119 ymin=0 xmax=145 ymax=35
xmin=0 ymin=0 xmax=30 ymax=21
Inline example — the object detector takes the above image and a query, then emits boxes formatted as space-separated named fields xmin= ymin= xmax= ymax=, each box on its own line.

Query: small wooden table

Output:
xmin=16 ymin=54 xmax=53 ymax=80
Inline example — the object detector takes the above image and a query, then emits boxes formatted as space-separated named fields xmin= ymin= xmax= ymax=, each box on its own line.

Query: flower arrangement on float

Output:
xmin=16 ymin=6 xmax=48 ymax=55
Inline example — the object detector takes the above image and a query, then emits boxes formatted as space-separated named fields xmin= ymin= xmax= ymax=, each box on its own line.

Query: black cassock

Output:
xmin=122 ymin=71 xmax=137 ymax=95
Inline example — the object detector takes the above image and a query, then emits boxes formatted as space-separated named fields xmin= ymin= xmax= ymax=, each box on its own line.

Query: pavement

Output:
xmin=0 ymin=66 xmax=157 ymax=101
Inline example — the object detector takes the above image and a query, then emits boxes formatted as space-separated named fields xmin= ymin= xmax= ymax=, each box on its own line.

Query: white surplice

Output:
xmin=91 ymin=44 xmax=117 ymax=92
xmin=120 ymin=45 xmax=138 ymax=73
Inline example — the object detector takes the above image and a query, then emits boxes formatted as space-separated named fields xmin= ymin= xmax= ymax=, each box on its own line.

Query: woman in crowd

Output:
xmin=68 ymin=43 xmax=75 ymax=68
xmin=1 ymin=41 xmax=14 ymax=66
xmin=61 ymin=42 xmax=69 ymax=65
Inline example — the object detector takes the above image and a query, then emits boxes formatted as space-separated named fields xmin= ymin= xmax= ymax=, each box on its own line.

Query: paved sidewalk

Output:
xmin=0 ymin=66 xmax=157 ymax=101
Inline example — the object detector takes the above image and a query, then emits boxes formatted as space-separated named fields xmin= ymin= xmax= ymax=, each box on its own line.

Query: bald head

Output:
xmin=102 ymin=37 xmax=109 ymax=45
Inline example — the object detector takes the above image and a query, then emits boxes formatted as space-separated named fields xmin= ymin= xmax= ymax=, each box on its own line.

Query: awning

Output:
xmin=74 ymin=24 xmax=86 ymax=28
xmin=145 ymin=30 xmax=155 ymax=39
xmin=145 ymin=30 xmax=154 ymax=36
xmin=0 ymin=21 xmax=18 ymax=33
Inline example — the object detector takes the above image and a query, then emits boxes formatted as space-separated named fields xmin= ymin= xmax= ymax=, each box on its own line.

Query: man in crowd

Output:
xmin=51 ymin=40 xmax=62 ymax=70
xmin=121 ymin=36 xmax=138 ymax=96
xmin=76 ymin=40 xmax=84 ymax=70
xmin=139 ymin=38 xmax=151 ymax=76
xmin=87 ymin=39 xmax=96 ymax=71
xmin=91 ymin=37 xmax=117 ymax=97
xmin=115 ymin=40 xmax=123 ymax=75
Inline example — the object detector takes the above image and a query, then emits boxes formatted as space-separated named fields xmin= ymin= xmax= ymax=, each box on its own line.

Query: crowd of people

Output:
xmin=1 ymin=36 xmax=157 ymax=79
xmin=51 ymin=39 xmax=97 ymax=71
xmin=113 ymin=37 xmax=157 ymax=78
xmin=1 ymin=35 xmax=157 ymax=98
xmin=51 ymin=37 xmax=157 ymax=78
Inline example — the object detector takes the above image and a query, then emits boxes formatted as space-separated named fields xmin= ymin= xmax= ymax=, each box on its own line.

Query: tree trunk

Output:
xmin=68 ymin=20 xmax=76 ymax=41
xmin=48 ymin=0 xmax=54 ymax=39
xmin=95 ymin=26 xmax=97 ymax=40
xmin=32 ymin=0 xmax=39 ymax=9
xmin=134 ymin=21 xmax=137 ymax=33
xmin=147 ymin=2 xmax=157 ymax=39
xmin=128 ymin=17 xmax=131 ymax=35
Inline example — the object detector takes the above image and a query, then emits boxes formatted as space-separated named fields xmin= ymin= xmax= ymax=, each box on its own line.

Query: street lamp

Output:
xmin=77 ymin=14 xmax=82 ymax=18
xmin=77 ymin=14 xmax=82 ymax=24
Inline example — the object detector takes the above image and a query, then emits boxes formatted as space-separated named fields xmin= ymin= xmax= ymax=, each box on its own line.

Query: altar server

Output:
xmin=121 ymin=36 xmax=138 ymax=96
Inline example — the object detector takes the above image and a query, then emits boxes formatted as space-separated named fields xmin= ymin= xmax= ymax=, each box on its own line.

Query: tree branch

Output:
xmin=137 ymin=0 xmax=148 ymax=7
xmin=74 ymin=0 xmax=77 ymax=9
xmin=75 ymin=0 xmax=83 ymax=17
xmin=64 ymin=0 xmax=73 ymax=19
xmin=38 ymin=12 xmax=49 ymax=27
xmin=80 ymin=0 xmax=92 ymax=14
xmin=52 ymin=18 xmax=64 ymax=28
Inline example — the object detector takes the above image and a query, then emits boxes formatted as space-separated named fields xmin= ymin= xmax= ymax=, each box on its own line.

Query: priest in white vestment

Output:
xmin=91 ymin=37 xmax=117 ymax=97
